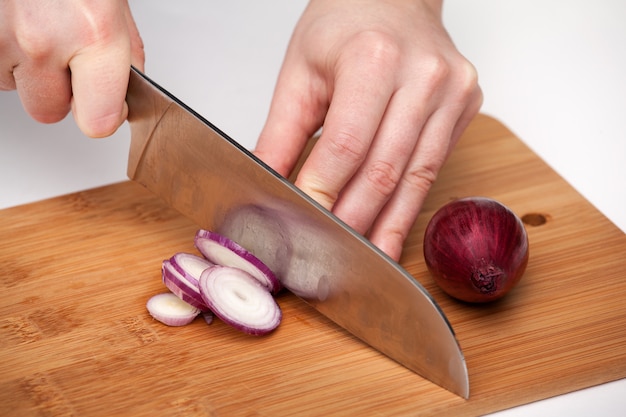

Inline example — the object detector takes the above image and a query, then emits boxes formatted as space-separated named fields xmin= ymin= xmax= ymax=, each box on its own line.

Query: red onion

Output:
xmin=146 ymin=292 xmax=200 ymax=326
xmin=161 ymin=258 xmax=210 ymax=311
xmin=170 ymin=252 xmax=214 ymax=280
xmin=198 ymin=266 xmax=282 ymax=336
xmin=423 ymin=197 xmax=529 ymax=303
xmin=151 ymin=231 xmax=282 ymax=334
xmin=194 ymin=229 xmax=282 ymax=294
xmin=201 ymin=311 xmax=214 ymax=325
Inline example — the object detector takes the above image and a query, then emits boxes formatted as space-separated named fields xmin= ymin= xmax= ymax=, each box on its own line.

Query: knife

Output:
xmin=125 ymin=67 xmax=469 ymax=398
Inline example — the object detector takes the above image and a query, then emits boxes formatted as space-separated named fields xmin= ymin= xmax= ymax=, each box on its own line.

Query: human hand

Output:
xmin=0 ymin=0 xmax=144 ymax=138
xmin=254 ymin=0 xmax=483 ymax=261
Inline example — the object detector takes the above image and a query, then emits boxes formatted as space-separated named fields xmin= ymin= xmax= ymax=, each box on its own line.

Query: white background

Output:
xmin=1 ymin=1 xmax=624 ymax=415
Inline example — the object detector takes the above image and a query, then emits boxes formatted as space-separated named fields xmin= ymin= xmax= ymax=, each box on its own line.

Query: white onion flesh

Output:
xmin=170 ymin=252 xmax=214 ymax=281
xmin=162 ymin=260 xmax=209 ymax=311
xmin=194 ymin=229 xmax=281 ymax=294
xmin=199 ymin=266 xmax=281 ymax=336
xmin=146 ymin=292 xmax=200 ymax=326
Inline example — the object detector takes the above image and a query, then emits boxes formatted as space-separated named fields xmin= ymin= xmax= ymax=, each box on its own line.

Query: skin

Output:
xmin=0 ymin=0 xmax=482 ymax=261
xmin=0 ymin=0 xmax=144 ymax=137
xmin=255 ymin=0 xmax=483 ymax=260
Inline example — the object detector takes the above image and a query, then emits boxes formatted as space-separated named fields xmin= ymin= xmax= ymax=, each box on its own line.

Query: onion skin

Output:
xmin=194 ymin=229 xmax=282 ymax=294
xmin=423 ymin=197 xmax=529 ymax=303
xmin=161 ymin=259 xmax=210 ymax=311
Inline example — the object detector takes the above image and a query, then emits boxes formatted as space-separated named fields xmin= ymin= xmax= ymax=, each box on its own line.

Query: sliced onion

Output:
xmin=218 ymin=204 xmax=293 ymax=283
xmin=162 ymin=259 xmax=209 ymax=311
xmin=146 ymin=292 xmax=200 ymax=326
xmin=169 ymin=252 xmax=214 ymax=280
xmin=201 ymin=311 xmax=214 ymax=325
xmin=194 ymin=229 xmax=281 ymax=294
xmin=198 ymin=266 xmax=282 ymax=336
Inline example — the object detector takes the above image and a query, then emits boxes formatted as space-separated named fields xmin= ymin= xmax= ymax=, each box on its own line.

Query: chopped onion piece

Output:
xmin=202 ymin=311 xmax=214 ymax=325
xmin=146 ymin=292 xmax=200 ymax=326
xmin=162 ymin=260 xmax=209 ymax=311
xmin=194 ymin=229 xmax=281 ymax=294
xmin=170 ymin=252 xmax=214 ymax=280
xmin=199 ymin=266 xmax=281 ymax=336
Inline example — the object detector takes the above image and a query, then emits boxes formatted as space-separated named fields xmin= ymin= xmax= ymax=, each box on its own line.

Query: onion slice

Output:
xmin=162 ymin=259 xmax=210 ymax=311
xmin=194 ymin=229 xmax=281 ymax=294
xmin=170 ymin=252 xmax=214 ymax=281
xmin=198 ymin=266 xmax=281 ymax=336
xmin=146 ymin=292 xmax=200 ymax=326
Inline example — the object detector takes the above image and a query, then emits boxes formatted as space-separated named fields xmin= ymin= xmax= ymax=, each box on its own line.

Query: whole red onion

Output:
xmin=423 ymin=197 xmax=529 ymax=303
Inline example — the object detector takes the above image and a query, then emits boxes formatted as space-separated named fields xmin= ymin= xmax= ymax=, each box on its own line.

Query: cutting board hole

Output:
xmin=521 ymin=213 xmax=548 ymax=226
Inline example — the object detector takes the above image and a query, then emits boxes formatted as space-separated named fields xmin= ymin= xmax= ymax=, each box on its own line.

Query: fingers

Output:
xmin=257 ymin=27 xmax=482 ymax=262
xmin=3 ymin=1 xmax=73 ymax=123
xmin=368 ymin=85 xmax=484 ymax=261
xmin=12 ymin=64 xmax=73 ymax=124
xmin=254 ymin=58 xmax=327 ymax=177
xmin=69 ymin=42 xmax=131 ymax=138
xmin=70 ymin=3 xmax=136 ymax=138
xmin=366 ymin=110 xmax=456 ymax=261
xmin=330 ymin=86 xmax=427 ymax=235
xmin=293 ymin=35 xmax=397 ymax=210
xmin=2 ymin=0 xmax=142 ymax=138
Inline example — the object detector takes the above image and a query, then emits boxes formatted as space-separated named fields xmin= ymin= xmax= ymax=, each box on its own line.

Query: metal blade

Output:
xmin=125 ymin=67 xmax=469 ymax=398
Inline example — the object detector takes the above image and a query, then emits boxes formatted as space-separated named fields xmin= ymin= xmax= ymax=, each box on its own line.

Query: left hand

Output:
xmin=254 ymin=0 xmax=483 ymax=261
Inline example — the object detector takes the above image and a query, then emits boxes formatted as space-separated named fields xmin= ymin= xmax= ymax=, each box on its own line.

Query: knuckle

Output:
xmin=403 ymin=162 xmax=440 ymax=196
xmin=365 ymin=160 xmax=401 ymax=198
xmin=368 ymin=33 xmax=402 ymax=65
xmin=13 ymin=8 xmax=114 ymax=60
xmin=382 ymin=229 xmax=409 ymax=261
xmin=454 ymin=59 xmax=480 ymax=98
xmin=350 ymin=30 xmax=402 ymax=69
xmin=419 ymin=55 xmax=450 ymax=88
xmin=75 ymin=11 xmax=118 ymax=46
xmin=14 ymin=26 xmax=51 ymax=62
xmin=297 ymin=175 xmax=338 ymax=211
xmin=327 ymin=130 xmax=366 ymax=165
xmin=416 ymin=55 xmax=480 ymax=97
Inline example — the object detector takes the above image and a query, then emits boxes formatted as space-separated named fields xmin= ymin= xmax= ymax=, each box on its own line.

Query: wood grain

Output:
xmin=1 ymin=114 xmax=624 ymax=416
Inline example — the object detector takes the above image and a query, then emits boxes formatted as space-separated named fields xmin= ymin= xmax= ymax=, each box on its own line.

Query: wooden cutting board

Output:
xmin=1 ymin=114 xmax=624 ymax=416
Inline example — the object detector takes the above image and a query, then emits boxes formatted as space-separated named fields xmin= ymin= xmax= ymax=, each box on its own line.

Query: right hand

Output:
xmin=0 ymin=0 xmax=144 ymax=137
xmin=255 ymin=0 xmax=482 ymax=261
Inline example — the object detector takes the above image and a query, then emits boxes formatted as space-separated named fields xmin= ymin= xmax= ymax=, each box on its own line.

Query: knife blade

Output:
xmin=125 ymin=67 xmax=469 ymax=398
